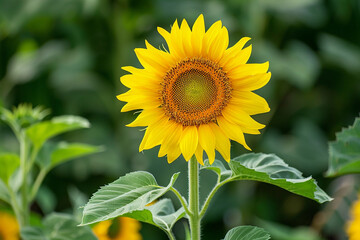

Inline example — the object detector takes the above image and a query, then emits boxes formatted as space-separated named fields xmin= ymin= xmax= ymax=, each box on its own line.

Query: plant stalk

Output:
xmin=188 ymin=156 xmax=200 ymax=240
xmin=19 ymin=133 xmax=30 ymax=228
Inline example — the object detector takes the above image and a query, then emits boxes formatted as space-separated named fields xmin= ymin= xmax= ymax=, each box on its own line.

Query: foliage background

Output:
xmin=0 ymin=0 xmax=359 ymax=239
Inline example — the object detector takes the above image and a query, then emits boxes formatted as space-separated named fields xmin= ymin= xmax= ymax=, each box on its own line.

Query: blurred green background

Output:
xmin=0 ymin=0 xmax=359 ymax=239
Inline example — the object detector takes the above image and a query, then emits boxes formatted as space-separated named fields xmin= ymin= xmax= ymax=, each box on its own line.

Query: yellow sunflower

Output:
xmin=92 ymin=217 xmax=142 ymax=240
xmin=117 ymin=14 xmax=270 ymax=165
xmin=0 ymin=212 xmax=19 ymax=240
xmin=347 ymin=196 xmax=360 ymax=240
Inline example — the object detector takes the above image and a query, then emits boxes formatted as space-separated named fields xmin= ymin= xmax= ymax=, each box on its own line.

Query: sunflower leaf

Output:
xmin=201 ymin=159 xmax=232 ymax=181
xmin=26 ymin=115 xmax=90 ymax=150
xmin=227 ymin=153 xmax=332 ymax=203
xmin=21 ymin=213 xmax=97 ymax=240
xmin=80 ymin=171 xmax=180 ymax=225
xmin=0 ymin=179 xmax=10 ymax=203
xmin=123 ymin=198 xmax=185 ymax=233
xmin=326 ymin=116 xmax=360 ymax=177
xmin=223 ymin=226 xmax=270 ymax=240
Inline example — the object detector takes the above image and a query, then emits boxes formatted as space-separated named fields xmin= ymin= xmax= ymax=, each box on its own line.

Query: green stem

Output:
xmin=200 ymin=178 xmax=233 ymax=218
xmin=188 ymin=156 xmax=200 ymax=240
xmin=166 ymin=231 xmax=176 ymax=240
xmin=19 ymin=133 xmax=29 ymax=228
xmin=170 ymin=187 xmax=191 ymax=216
xmin=30 ymin=168 xmax=48 ymax=201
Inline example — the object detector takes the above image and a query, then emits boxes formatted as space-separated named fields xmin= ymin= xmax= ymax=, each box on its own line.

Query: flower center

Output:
xmin=162 ymin=58 xmax=231 ymax=126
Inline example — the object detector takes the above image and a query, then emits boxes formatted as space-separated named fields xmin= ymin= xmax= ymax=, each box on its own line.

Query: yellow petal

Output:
xmin=191 ymin=14 xmax=205 ymax=57
xmin=230 ymin=91 xmax=270 ymax=115
xmin=145 ymin=40 xmax=176 ymax=69
xmin=202 ymin=20 xmax=222 ymax=57
xmin=126 ymin=108 xmax=165 ymax=127
xmin=120 ymin=74 xmax=161 ymax=91
xmin=209 ymin=123 xmax=231 ymax=162
xmin=142 ymin=117 xmax=174 ymax=150
xmin=158 ymin=123 xmax=183 ymax=157
xmin=180 ymin=19 xmax=193 ymax=56
xmin=223 ymin=45 xmax=252 ymax=71
xmin=180 ymin=126 xmax=198 ymax=161
xmin=227 ymin=62 xmax=269 ymax=79
xmin=134 ymin=47 xmax=168 ymax=75
xmin=167 ymin=146 xmax=181 ymax=164
xmin=217 ymin=116 xmax=251 ymax=151
xmin=195 ymin=144 xmax=204 ymax=165
xmin=209 ymin=27 xmax=229 ymax=62
xmin=231 ymin=72 xmax=271 ymax=92
xmin=220 ymin=37 xmax=251 ymax=67
xmin=198 ymin=124 xmax=216 ymax=165
xmin=221 ymin=104 xmax=265 ymax=130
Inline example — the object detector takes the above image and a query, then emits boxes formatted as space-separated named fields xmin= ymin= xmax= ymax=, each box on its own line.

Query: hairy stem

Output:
xmin=188 ymin=156 xmax=200 ymax=240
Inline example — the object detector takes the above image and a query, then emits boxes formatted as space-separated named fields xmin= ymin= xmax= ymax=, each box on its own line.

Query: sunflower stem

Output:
xmin=188 ymin=156 xmax=201 ymax=240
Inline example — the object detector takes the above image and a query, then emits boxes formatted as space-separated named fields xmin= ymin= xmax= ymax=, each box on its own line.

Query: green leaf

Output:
xmin=326 ymin=117 xmax=360 ymax=177
xmin=229 ymin=153 xmax=332 ymax=203
xmin=0 ymin=153 xmax=20 ymax=184
xmin=257 ymin=219 xmax=323 ymax=240
xmin=0 ymin=179 xmax=10 ymax=203
xmin=223 ymin=226 xmax=270 ymax=240
xmin=81 ymin=171 xmax=180 ymax=225
xmin=21 ymin=213 xmax=97 ymax=240
xmin=26 ymin=115 xmax=90 ymax=150
xmin=201 ymin=159 xmax=232 ymax=181
xmin=124 ymin=198 xmax=185 ymax=233
xmin=37 ymin=142 xmax=102 ymax=170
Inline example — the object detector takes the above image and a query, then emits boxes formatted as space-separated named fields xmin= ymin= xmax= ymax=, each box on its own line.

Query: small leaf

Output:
xmin=326 ymin=116 xmax=360 ymax=177
xmin=37 ymin=142 xmax=102 ymax=170
xmin=0 ymin=153 xmax=20 ymax=184
xmin=124 ymin=198 xmax=185 ymax=232
xmin=21 ymin=213 xmax=97 ymax=240
xmin=81 ymin=171 xmax=180 ymax=225
xmin=223 ymin=226 xmax=270 ymax=240
xmin=26 ymin=115 xmax=90 ymax=150
xmin=201 ymin=159 xmax=232 ymax=181
xmin=229 ymin=153 xmax=332 ymax=203
xmin=0 ymin=179 xmax=10 ymax=203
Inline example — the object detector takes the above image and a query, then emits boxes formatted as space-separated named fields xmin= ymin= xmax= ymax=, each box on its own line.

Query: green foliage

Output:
xmin=124 ymin=199 xmax=185 ymax=233
xmin=0 ymin=104 xmax=99 ymax=230
xmin=258 ymin=219 xmax=323 ymax=240
xmin=81 ymin=171 xmax=180 ymax=226
xmin=0 ymin=153 xmax=19 ymax=184
xmin=37 ymin=142 xmax=102 ymax=170
xmin=203 ymin=153 xmax=332 ymax=204
xmin=21 ymin=213 xmax=97 ymax=240
xmin=26 ymin=115 xmax=90 ymax=150
xmin=326 ymin=117 xmax=360 ymax=177
xmin=223 ymin=226 xmax=270 ymax=240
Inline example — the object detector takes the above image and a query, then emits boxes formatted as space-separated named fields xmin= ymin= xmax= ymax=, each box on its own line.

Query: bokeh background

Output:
xmin=0 ymin=0 xmax=359 ymax=239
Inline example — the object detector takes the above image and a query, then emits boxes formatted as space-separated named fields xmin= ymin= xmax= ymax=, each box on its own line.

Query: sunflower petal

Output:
xmin=191 ymin=14 xmax=205 ymax=57
xmin=180 ymin=126 xmax=198 ymax=161
xmin=220 ymin=37 xmax=251 ymax=67
xmin=202 ymin=20 xmax=222 ymax=57
xmin=198 ymin=124 xmax=216 ymax=165
xmin=221 ymin=104 xmax=265 ymax=130
xmin=217 ymin=116 xmax=251 ymax=151
xmin=227 ymin=62 xmax=269 ymax=79
xmin=209 ymin=123 xmax=231 ymax=162
xmin=231 ymin=72 xmax=271 ymax=92
xmin=126 ymin=108 xmax=165 ymax=127
xmin=195 ymin=144 xmax=204 ymax=165
xmin=180 ymin=19 xmax=193 ymax=56
xmin=231 ymin=91 xmax=270 ymax=115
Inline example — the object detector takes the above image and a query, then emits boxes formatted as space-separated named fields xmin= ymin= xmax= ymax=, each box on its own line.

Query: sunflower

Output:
xmin=347 ymin=197 xmax=360 ymax=240
xmin=0 ymin=212 xmax=19 ymax=240
xmin=117 ymin=14 xmax=270 ymax=165
xmin=92 ymin=217 xmax=142 ymax=240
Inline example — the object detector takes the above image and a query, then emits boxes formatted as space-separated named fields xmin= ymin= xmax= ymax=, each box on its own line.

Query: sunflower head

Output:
xmin=118 ymin=14 xmax=270 ymax=165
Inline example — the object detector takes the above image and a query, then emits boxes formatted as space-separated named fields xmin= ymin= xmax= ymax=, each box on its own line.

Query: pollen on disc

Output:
xmin=162 ymin=58 xmax=231 ymax=126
